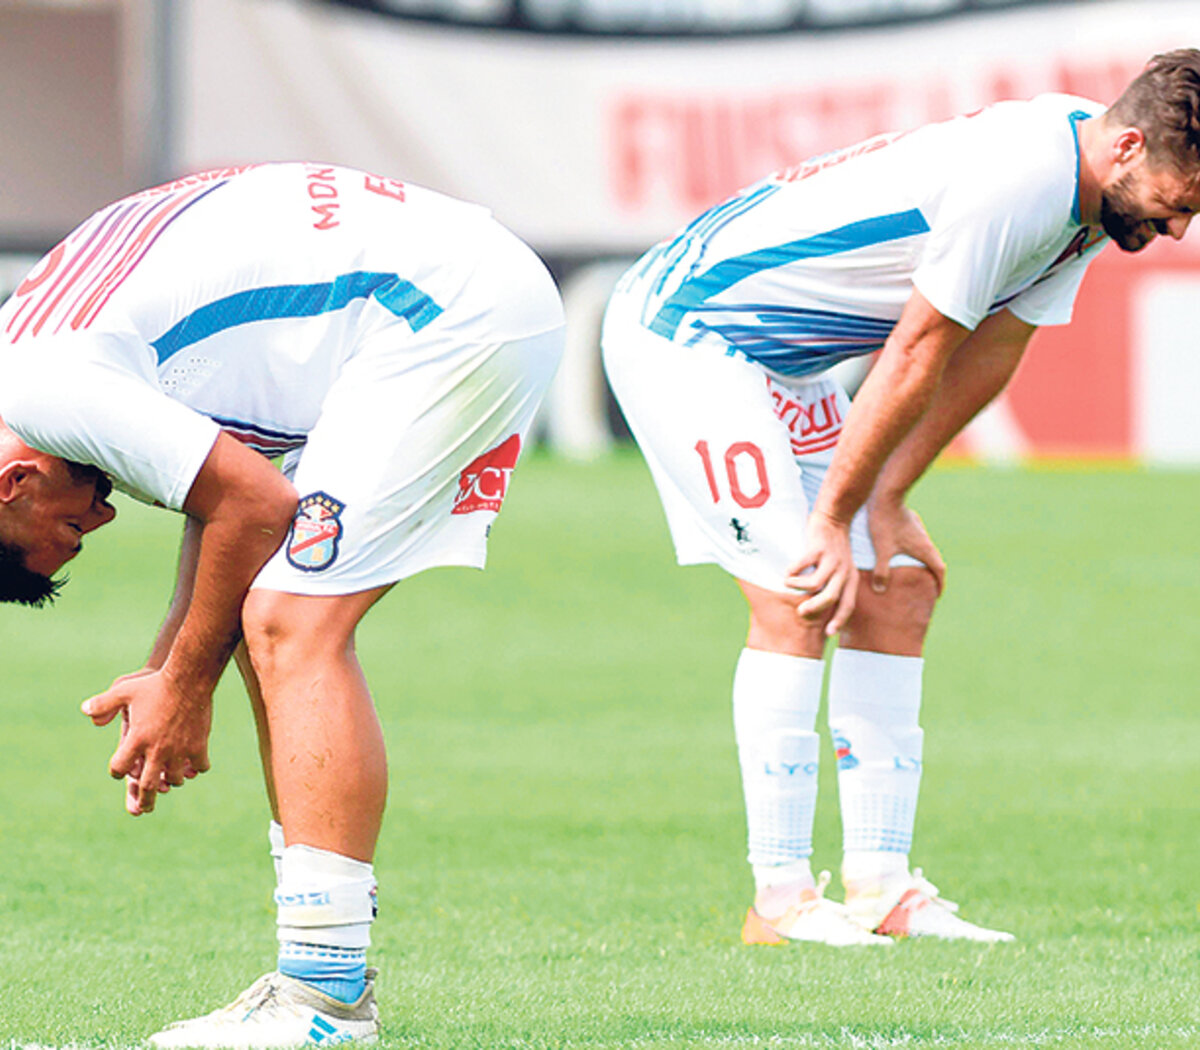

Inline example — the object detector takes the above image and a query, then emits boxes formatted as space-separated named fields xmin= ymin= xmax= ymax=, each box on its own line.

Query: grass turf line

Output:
xmin=0 ymin=450 xmax=1197 ymax=1048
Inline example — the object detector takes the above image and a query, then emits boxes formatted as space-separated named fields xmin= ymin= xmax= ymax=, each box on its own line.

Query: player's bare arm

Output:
xmin=83 ymin=433 xmax=297 ymax=815
xmin=866 ymin=307 xmax=1037 ymax=592
xmin=109 ymin=517 xmax=207 ymax=808
xmin=145 ymin=516 xmax=204 ymax=671
xmin=787 ymin=289 xmax=970 ymax=632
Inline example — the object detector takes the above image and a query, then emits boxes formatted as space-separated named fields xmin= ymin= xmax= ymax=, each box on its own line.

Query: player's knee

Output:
xmin=842 ymin=566 xmax=938 ymax=650
xmin=882 ymin=565 xmax=939 ymax=624
xmin=904 ymin=564 xmax=940 ymax=624
xmin=242 ymin=590 xmax=349 ymax=672
xmin=742 ymin=587 xmax=828 ymax=657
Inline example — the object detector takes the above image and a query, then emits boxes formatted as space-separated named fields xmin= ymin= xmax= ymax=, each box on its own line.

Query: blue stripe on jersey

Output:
xmin=632 ymin=183 xmax=781 ymax=306
xmin=692 ymin=304 xmax=898 ymax=377
xmin=151 ymin=271 xmax=443 ymax=364
xmin=647 ymin=208 xmax=931 ymax=341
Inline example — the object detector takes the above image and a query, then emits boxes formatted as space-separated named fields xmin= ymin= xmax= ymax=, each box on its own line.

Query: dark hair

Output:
xmin=0 ymin=539 xmax=63 ymax=607
xmin=1110 ymin=49 xmax=1200 ymax=172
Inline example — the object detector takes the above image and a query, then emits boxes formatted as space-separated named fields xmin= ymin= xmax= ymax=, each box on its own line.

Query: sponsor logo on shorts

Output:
xmin=453 ymin=434 xmax=521 ymax=515
xmin=834 ymin=734 xmax=859 ymax=771
xmin=766 ymin=379 xmax=843 ymax=456
xmin=286 ymin=492 xmax=346 ymax=572
xmin=729 ymin=516 xmax=760 ymax=553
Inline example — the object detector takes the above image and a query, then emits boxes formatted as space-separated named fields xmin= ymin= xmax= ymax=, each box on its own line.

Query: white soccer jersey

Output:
xmin=0 ymin=163 xmax=562 ymax=509
xmin=614 ymin=94 xmax=1110 ymax=378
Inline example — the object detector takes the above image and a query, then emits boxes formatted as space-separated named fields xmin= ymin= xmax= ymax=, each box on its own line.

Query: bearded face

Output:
xmin=1099 ymin=171 xmax=1163 ymax=252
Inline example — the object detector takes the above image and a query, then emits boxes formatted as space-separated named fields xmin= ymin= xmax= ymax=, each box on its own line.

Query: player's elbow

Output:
xmin=252 ymin=476 xmax=299 ymax=545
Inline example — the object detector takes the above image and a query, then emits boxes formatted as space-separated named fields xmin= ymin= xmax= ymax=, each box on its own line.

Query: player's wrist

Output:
xmin=811 ymin=504 xmax=855 ymax=530
xmin=159 ymin=647 xmax=221 ymax=706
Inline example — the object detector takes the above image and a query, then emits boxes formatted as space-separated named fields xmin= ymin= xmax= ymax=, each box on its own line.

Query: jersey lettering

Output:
xmin=306 ymin=166 xmax=341 ymax=230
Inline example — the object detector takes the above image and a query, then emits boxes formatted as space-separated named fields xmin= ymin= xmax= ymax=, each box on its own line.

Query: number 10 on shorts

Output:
xmin=694 ymin=440 xmax=771 ymax=509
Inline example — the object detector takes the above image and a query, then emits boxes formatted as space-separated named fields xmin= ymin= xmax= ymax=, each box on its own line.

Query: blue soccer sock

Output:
xmin=278 ymin=942 xmax=367 ymax=1004
xmin=275 ymin=844 xmax=376 ymax=1004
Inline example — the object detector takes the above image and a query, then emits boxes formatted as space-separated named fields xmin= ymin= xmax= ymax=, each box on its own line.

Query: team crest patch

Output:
xmin=833 ymin=734 xmax=859 ymax=771
xmin=452 ymin=434 xmax=521 ymax=515
xmin=286 ymin=492 xmax=346 ymax=572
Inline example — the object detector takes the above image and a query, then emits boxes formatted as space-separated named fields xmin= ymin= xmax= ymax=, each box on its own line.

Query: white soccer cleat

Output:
xmin=742 ymin=871 xmax=894 ymax=947
xmin=845 ymin=868 xmax=1015 ymax=943
xmin=148 ymin=969 xmax=380 ymax=1048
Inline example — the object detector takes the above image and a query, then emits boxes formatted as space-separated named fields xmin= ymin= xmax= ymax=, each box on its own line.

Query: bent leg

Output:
xmin=241 ymin=585 xmax=391 ymax=1005
xmin=830 ymin=567 xmax=937 ymax=917
xmin=734 ymin=584 xmax=824 ymax=906
xmin=241 ymin=585 xmax=391 ymax=863
xmin=732 ymin=578 xmax=893 ymax=945
xmin=234 ymin=641 xmax=280 ymax=822
xmin=234 ymin=640 xmax=286 ymax=883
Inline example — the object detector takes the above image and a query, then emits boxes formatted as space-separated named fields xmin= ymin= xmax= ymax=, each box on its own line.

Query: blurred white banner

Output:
xmin=181 ymin=0 xmax=1200 ymax=253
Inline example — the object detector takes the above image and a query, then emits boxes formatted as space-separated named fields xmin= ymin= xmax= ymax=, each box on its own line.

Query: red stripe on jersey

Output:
xmin=70 ymin=186 xmax=211 ymax=330
xmin=21 ymin=203 xmax=141 ymax=340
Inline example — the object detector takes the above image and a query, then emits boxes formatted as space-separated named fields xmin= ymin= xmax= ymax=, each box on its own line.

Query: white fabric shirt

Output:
xmin=614 ymin=94 xmax=1110 ymax=377
xmin=0 ymin=163 xmax=556 ymax=508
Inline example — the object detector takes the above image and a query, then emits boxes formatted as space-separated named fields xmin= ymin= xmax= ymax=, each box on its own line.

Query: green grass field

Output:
xmin=2 ymin=449 xmax=1198 ymax=1049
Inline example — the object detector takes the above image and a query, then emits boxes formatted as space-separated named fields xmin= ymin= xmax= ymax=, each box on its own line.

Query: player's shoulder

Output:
xmin=937 ymin=95 xmax=1098 ymax=211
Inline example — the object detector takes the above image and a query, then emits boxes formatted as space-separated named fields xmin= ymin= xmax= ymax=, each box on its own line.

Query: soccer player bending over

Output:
xmin=602 ymin=50 xmax=1200 ymax=946
xmin=0 ymin=163 xmax=564 ymax=1045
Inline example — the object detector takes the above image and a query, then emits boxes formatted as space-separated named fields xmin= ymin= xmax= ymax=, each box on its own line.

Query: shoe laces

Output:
xmin=909 ymin=868 xmax=959 ymax=914
xmin=225 ymin=974 xmax=283 ymax=1021
xmin=798 ymin=871 xmax=858 ymax=920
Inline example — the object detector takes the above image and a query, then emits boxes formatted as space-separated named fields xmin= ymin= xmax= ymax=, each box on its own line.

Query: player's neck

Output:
xmin=1073 ymin=115 xmax=1110 ymax=227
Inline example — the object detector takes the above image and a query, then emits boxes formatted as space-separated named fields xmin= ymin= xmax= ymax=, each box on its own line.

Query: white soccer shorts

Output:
xmin=252 ymin=249 xmax=564 ymax=596
xmin=601 ymin=306 xmax=921 ymax=595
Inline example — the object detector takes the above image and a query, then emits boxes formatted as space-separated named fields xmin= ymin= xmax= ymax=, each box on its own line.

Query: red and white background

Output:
xmin=3 ymin=0 xmax=1200 ymax=462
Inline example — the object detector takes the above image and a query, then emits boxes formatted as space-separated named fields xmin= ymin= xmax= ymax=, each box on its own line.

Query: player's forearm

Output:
xmin=160 ymin=505 xmax=293 ymax=698
xmin=874 ymin=311 xmax=1034 ymax=503
xmin=813 ymin=296 xmax=968 ymax=523
xmin=146 ymin=517 xmax=203 ymax=671
xmin=812 ymin=351 xmax=942 ymax=523
xmin=159 ymin=433 xmax=298 ymax=697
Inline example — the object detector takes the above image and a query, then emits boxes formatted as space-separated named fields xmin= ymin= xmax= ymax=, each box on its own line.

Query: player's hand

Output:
xmin=90 ymin=669 xmax=200 ymax=811
xmin=80 ymin=670 xmax=212 ymax=816
xmin=867 ymin=496 xmax=946 ymax=595
xmin=784 ymin=509 xmax=859 ymax=636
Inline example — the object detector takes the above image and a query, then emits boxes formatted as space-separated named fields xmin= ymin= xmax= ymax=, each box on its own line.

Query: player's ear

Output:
xmin=1113 ymin=126 xmax=1147 ymax=166
xmin=0 ymin=459 xmax=38 ymax=503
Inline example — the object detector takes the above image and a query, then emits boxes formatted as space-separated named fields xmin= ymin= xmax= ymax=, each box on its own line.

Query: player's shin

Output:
xmin=732 ymin=648 xmax=824 ymax=910
xmin=827 ymin=648 xmax=923 ymax=886
xmin=276 ymin=844 xmax=377 ymax=1004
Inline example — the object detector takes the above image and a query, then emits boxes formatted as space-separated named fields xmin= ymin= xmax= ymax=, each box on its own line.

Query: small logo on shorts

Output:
xmin=286 ymin=492 xmax=346 ymax=572
xmin=730 ymin=518 xmax=751 ymax=544
xmin=453 ymin=434 xmax=521 ymax=515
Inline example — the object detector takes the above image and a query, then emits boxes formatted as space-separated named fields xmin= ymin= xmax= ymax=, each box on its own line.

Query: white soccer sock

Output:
xmin=732 ymin=648 xmax=825 ymax=891
xmin=828 ymin=648 xmax=924 ymax=874
xmin=268 ymin=820 xmax=285 ymax=885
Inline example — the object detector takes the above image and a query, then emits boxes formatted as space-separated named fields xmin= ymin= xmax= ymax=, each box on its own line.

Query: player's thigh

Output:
xmin=252 ymin=323 xmax=564 ymax=597
xmin=603 ymin=318 xmax=809 ymax=593
xmin=242 ymin=585 xmax=392 ymax=656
